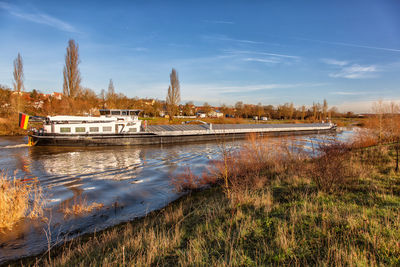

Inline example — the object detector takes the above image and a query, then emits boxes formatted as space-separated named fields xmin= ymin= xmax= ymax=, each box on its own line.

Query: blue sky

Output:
xmin=1 ymin=0 xmax=400 ymax=112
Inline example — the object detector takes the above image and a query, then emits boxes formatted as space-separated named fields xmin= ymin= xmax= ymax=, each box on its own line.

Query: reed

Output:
xmin=0 ymin=172 xmax=44 ymax=231
xmin=60 ymin=196 xmax=103 ymax=217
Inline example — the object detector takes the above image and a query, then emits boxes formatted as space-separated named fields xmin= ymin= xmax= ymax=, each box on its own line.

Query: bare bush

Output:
xmin=171 ymin=167 xmax=217 ymax=192
xmin=308 ymin=141 xmax=353 ymax=192
xmin=171 ymin=134 xmax=307 ymax=195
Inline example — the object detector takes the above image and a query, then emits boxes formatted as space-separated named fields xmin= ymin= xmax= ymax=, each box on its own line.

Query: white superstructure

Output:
xmin=43 ymin=109 xmax=142 ymax=135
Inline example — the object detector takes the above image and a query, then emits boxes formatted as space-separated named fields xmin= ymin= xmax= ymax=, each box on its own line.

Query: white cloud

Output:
xmin=0 ymin=2 xmax=78 ymax=33
xmin=330 ymin=91 xmax=366 ymax=96
xmin=222 ymin=49 xmax=300 ymax=65
xmin=322 ymin=58 xmax=379 ymax=79
xmin=329 ymin=64 xmax=378 ymax=79
xmin=243 ymin=57 xmax=280 ymax=64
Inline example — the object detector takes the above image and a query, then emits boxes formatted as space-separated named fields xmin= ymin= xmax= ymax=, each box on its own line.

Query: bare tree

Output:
xmin=166 ymin=68 xmax=181 ymax=120
xmin=256 ymin=103 xmax=263 ymax=119
xmin=63 ymin=39 xmax=81 ymax=98
xmin=288 ymin=102 xmax=294 ymax=120
xmin=13 ymin=53 xmax=24 ymax=112
xmin=106 ymin=79 xmax=116 ymax=108
xmin=203 ymin=102 xmax=212 ymax=115
xmin=323 ymin=99 xmax=328 ymax=121
xmin=100 ymin=89 xmax=106 ymax=108
xmin=301 ymin=105 xmax=306 ymax=120
xmin=108 ymin=79 xmax=115 ymax=95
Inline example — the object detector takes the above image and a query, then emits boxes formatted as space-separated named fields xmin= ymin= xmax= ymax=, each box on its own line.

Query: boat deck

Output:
xmin=147 ymin=123 xmax=333 ymax=136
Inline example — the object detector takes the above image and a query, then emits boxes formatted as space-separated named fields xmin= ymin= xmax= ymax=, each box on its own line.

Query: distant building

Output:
xmin=196 ymin=112 xmax=207 ymax=118
xmin=51 ymin=92 xmax=63 ymax=100
xmin=208 ymin=110 xmax=224 ymax=118
xmin=142 ymin=99 xmax=155 ymax=106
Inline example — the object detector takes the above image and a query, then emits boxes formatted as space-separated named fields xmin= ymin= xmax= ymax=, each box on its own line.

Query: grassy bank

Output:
xmin=10 ymin=137 xmax=400 ymax=266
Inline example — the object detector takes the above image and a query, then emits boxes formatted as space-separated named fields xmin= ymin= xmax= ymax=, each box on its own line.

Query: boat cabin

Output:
xmin=42 ymin=109 xmax=142 ymax=135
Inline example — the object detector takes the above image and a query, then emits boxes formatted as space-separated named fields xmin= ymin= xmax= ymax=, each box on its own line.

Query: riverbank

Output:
xmin=9 ymin=138 xmax=400 ymax=266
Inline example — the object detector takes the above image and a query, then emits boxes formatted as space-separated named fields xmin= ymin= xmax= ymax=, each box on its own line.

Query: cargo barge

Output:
xmin=28 ymin=109 xmax=336 ymax=146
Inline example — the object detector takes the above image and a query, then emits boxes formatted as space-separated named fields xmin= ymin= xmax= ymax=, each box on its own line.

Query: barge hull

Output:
xmin=29 ymin=128 xmax=335 ymax=147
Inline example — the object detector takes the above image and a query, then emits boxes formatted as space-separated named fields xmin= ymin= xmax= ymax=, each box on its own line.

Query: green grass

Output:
xmin=11 ymin=144 xmax=400 ymax=266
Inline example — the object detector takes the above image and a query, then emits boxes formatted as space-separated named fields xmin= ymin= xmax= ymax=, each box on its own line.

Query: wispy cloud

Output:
xmin=210 ymin=82 xmax=324 ymax=94
xmin=223 ymin=49 xmax=301 ymax=65
xmin=321 ymin=58 xmax=348 ymax=66
xmin=295 ymin=37 xmax=400 ymax=53
xmin=0 ymin=2 xmax=78 ymax=33
xmin=204 ymin=20 xmax=234 ymax=25
xmin=330 ymin=91 xmax=366 ymax=96
xmin=329 ymin=64 xmax=378 ymax=79
xmin=243 ymin=57 xmax=280 ymax=64
xmin=322 ymin=58 xmax=379 ymax=79
xmin=225 ymin=49 xmax=300 ymax=59
xmin=202 ymin=34 xmax=264 ymax=45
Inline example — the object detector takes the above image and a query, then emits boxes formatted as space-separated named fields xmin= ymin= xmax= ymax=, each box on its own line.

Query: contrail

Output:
xmin=294 ymin=37 xmax=400 ymax=53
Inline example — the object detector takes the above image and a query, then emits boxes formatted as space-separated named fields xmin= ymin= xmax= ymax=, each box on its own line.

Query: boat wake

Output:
xmin=1 ymin=144 xmax=29 ymax=149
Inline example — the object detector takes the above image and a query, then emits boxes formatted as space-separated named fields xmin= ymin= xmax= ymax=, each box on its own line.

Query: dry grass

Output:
xmin=60 ymin=196 xmax=103 ymax=217
xmin=0 ymin=172 xmax=44 ymax=231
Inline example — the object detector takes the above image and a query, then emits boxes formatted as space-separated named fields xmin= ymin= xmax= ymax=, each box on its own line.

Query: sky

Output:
xmin=1 ymin=0 xmax=400 ymax=112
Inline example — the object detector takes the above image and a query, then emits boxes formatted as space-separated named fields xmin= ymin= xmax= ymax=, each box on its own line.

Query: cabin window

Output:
xmin=75 ymin=127 xmax=85 ymax=133
xmin=90 ymin=127 xmax=99 ymax=132
xmin=122 ymin=111 xmax=128 ymax=115
xmin=128 ymin=128 xmax=137 ymax=132
xmin=111 ymin=111 xmax=120 ymax=115
xmin=129 ymin=111 xmax=137 ymax=116
xmin=100 ymin=110 xmax=111 ymax=115
xmin=103 ymin=126 xmax=112 ymax=132
xmin=60 ymin=127 xmax=71 ymax=133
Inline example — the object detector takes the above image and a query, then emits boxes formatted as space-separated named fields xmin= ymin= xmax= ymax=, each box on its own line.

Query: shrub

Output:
xmin=308 ymin=141 xmax=353 ymax=192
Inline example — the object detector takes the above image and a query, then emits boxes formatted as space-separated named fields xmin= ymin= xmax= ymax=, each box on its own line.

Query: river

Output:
xmin=0 ymin=129 xmax=353 ymax=263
